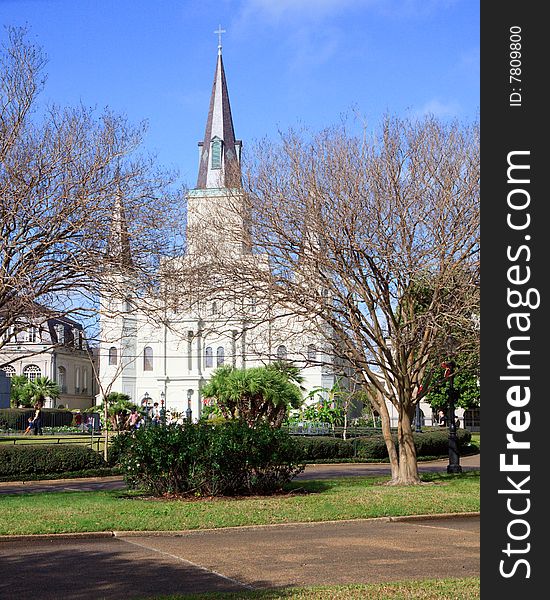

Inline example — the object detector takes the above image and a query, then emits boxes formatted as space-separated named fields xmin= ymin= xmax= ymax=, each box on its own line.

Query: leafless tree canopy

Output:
xmin=0 ymin=27 xmax=184 ymax=352
xmin=210 ymin=115 xmax=479 ymax=484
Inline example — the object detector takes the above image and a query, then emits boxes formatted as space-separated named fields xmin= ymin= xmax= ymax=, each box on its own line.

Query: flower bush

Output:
xmin=111 ymin=420 xmax=305 ymax=496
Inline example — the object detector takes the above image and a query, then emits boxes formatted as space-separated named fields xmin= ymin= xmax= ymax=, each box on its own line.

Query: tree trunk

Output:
xmin=393 ymin=407 xmax=421 ymax=485
xmin=376 ymin=393 xmax=421 ymax=485
xmin=377 ymin=401 xmax=400 ymax=480
xmin=343 ymin=412 xmax=348 ymax=440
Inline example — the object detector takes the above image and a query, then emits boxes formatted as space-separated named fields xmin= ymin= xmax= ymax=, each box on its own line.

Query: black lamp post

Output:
xmin=186 ymin=389 xmax=193 ymax=422
xmin=141 ymin=392 xmax=151 ymax=425
xmin=442 ymin=338 xmax=462 ymax=474
xmin=415 ymin=402 xmax=422 ymax=433
xmin=160 ymin=391 xmax=166 ymax=425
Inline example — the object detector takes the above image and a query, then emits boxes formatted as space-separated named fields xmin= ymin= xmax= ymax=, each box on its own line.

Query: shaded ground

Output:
xmin=0 ymin=516 xmax=479 ymax=599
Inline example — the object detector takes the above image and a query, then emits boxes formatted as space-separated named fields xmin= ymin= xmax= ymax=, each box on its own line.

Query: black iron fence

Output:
xmin=0 ymin=408 xmax=101 ymax=433
xmin=0 ymin=433 xmax=103 ymax=453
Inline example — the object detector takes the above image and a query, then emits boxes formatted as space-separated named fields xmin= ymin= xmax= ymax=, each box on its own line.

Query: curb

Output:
xmin=0 ymin=531 xmax=115 ymax=542
xmin=0 ymin=475 xmax=123 ymax=488
xmin=0 ymin=512 xmax=480 ymax=543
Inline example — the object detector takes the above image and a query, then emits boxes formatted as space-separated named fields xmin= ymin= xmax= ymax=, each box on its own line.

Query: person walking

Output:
xmin=32 ymin=401 xmax=44 ymax=435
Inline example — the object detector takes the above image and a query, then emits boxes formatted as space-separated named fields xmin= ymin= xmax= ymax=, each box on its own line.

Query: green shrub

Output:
xmin=353 ymin=436 xmax=389 ymax=459
xmin=0 ymin=444 xmax=107 ymax=476
xmin=354 ymin=429 xmax=472 ymax=460
xmin=292 ymin=429 xmax=472 ymax=461
xmin=112 ymin=421 xmax=305 ymax=496
xmin=294 ymin=436 xmax=355 ymax=460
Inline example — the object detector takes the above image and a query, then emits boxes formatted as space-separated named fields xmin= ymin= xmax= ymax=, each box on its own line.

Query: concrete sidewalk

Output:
xmin=0 ymin=515 xmax=480 ymax=599
xmin=0 ymin=454 xmax=480 ymax=495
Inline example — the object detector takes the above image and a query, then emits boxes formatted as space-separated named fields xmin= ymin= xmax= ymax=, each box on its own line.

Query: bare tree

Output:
xmin=0 ymin=27 xmax=183 ymax=359
xmin=198 ymin=115 xmax=479 ymax=485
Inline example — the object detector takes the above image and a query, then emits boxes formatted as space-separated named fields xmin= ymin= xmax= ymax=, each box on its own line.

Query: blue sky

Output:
xmin=0 ymin=0 xmax=479 ymax=190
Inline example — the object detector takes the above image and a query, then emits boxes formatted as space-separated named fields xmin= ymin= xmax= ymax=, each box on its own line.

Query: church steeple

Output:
xmin=106 ymin=184 xmax=133 ymax=270
xmin=196 ymin=31 xmax=242 ymax=189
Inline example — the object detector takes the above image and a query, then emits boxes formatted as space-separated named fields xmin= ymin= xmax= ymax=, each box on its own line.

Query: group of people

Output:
xmin=23 ymin=401 xmax=44 ymax=435
xmin=124 ymin=402 xmax=163 ymax=431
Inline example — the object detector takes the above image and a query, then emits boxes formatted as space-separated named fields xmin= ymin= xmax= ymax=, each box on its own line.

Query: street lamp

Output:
xmin=442 ymin=336 xmax=462 ymax=474
xmin=415 ymin=402 xmax=423 ymax=433
xmin=414 ymin=383 xmax=425 ymax=433
xmin=186 ymin=389 xmax=193 ymax=422
xmin=160 ymin=391 xmax=166 ymax=425
xmin=141 ymin=392 xmax=151 ymax=424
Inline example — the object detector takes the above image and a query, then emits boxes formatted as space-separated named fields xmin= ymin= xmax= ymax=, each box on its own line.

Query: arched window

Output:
xmin=143 ymin=346 xmax=153 ymax=371
xmin=56 ymin=324 xmax=65 ymax=345
xmin=108 ymin=346 xmax=118 ymax=366
xmin=216 ymin=346 xmax=225 ymax=366
xmin=75 ymin=367 xmax=81 ymax=393
xmin=57 ymin=366 xmax=66 ymax=391
xmin=307 ymin=344 xmax=316 ymax=362
xmin=205 ymin=346 xmax=213 ymax=368
xmin=23 ymin=364 xmax=41 ymax=382
xmin=82 ymin=369 xmax=88 ymax=392
xmin=2 ymin=365 xmax=16 ymax=378
xmin=276 ymin=345 xmax=287 ymax=361
xmin=211 ymin=301 xmax=218 ymax=315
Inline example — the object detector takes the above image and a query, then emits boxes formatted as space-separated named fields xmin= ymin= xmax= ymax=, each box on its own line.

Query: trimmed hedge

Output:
xmin=0 ymin=408 xmax=73 ymax=430
xmin=0 ymin=444 xmax=107 ymax=477
xmin=294 ymin=428 xmax=472 ymax=461
xmin=295 ymin=436 xmax=355 ymax=460
xmin=111 ymin=421 xmax=305 ymax=496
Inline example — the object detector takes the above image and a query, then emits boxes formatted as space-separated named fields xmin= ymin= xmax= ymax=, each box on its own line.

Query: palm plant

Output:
xmin=93 ymin=392 xmax=137 ymax=431
xmin=201 ymin=365 xmax=304 ymax=427
xmin=27 ymin=376 xmax=61 ymax=406
xmin=9 ymin=375 xmax=33 ymax=407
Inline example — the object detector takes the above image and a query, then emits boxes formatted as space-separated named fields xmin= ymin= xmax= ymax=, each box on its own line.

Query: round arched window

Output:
xmin=143 ymin=346 xmax=154 ymax=371
xmin=276 ymin=345 xmax=287 ymax=361
xmin=23 ymin=364 xmax=41 ymax=382
xmin=1 ymin=365 xmax=16 ymax=378
xmin=108 ymin=346 xmax=118 ymax=366
xmin=205 ymin=346 xmax=213 ymax=368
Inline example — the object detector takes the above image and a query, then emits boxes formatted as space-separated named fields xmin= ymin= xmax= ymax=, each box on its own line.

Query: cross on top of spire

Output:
xmin=214 ymin=25 xmax=226 ymax=55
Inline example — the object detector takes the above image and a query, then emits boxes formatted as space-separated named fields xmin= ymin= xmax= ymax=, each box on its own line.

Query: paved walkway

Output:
xmin=0 ymin=454 xmax=480 ymax=495
xmin=0 ymin=515 xmax=480 ymax=599
xmin=0 ymin=456 xmax=480 ymax=597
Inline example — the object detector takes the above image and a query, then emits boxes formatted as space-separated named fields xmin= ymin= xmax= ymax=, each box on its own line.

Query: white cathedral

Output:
xmin=98 ymin=43 xmax=338 ymax=420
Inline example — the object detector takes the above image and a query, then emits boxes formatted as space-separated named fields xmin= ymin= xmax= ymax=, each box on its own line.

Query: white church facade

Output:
xmin=98 ymin=44 xmax=339 ymax=421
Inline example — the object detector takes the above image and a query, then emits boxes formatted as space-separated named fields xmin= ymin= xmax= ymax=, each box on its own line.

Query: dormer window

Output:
xmin=211 ymin=137 xmax=222 ymax=169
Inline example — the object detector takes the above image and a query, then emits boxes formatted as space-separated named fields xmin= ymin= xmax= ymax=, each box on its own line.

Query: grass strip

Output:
xmin=145 ymin=578 xmax=480 ymax=600
xmin=0 ymin=472 xmax=479 ymax=536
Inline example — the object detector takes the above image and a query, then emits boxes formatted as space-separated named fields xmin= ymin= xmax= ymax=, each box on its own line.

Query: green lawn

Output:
xmin=0 ymin=472 xmax=479 ymax=535
xmin=147 ymin=578 xmax=480 ymax=600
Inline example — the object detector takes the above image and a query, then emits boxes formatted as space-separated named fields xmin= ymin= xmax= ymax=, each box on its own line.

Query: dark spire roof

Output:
xmin=106 ymin=190 xmax=133 ymax=270
xmin=196 ymin=50 xmax=242 ymax=189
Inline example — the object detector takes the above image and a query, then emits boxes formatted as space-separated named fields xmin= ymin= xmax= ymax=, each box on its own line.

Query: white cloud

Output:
xmin=415 ymin=98 xmax=462 ymax=118
xmin=238 ymin=0 xmax=459 ymax=24
xmin=239 ymin=0 xmax=366 ymax=23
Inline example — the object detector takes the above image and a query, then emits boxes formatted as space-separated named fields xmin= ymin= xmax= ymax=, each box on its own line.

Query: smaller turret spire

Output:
xmin=106 ymin=174 xmax=133 ymax=270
